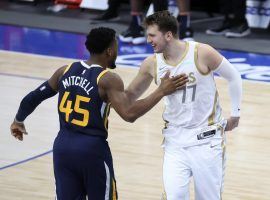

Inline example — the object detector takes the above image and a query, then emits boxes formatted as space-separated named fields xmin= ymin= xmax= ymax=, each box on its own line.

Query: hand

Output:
xmin=10 ymin=120 xmax=28 ymax=141
xmin=225 ymin=116 xmax=240 ymax=131
xmin=159 ymin=71 xmax=188 ymax=96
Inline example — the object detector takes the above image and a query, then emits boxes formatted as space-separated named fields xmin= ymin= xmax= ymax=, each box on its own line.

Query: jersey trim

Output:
xmin=97 ymin=69 xmax=109 ymax=84
xmin=81 ymin=61 xmax=103 ymax=69
xmin=104 ymin=161 xmax=110 ymax=200
xmin=154 ymin=55 xmax=157 ymax=85
xmin=103 ymin=103 xmax=111 ymax=130
xmin=208 ymin=91 xmax=218 ymax=125
xmin=194 ymin=43 xmax=211 ymax=76
xmin=63 ymin=63 xmax=73 ymax=75
xmin=161 ymin=41 xmax=189 ymax=67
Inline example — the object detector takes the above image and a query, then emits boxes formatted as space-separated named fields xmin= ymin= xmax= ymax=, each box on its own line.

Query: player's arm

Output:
xmin=198 ymin=43 xmax=242 ymax=131
xmin=99 ymin=71 xmax=188 ymax=123
xmin=10 ymin=66 xmax=66 ymax=141
xmin=124 ymin=55 xmax=156 ymax=102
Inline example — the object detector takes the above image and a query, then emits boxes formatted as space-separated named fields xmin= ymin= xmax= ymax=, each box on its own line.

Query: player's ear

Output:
xmin=165 ymin=31 xmax=173 ymax=41
xmin=106 ymin=47 xmax=112 ymax=57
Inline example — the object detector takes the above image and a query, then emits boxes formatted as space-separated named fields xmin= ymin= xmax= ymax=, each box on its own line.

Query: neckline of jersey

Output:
xmin=80 ymin=61 xmax=103 ymax=69
xmin=161 ymin=41 xmax=189 ymax=67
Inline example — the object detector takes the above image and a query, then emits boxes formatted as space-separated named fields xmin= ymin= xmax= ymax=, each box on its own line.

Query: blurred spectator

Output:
xmin=93 ymin=0 xmax=124 ymax=21
xmin=118 ymin=0 xmax=143 ymax=45
xmin=119 ymin=0 xmax=194 ymax=44
xmin=176 ymin=0 xmax=194 ymax=41
xmin=206 ymin=0 xmax=250 ymax=38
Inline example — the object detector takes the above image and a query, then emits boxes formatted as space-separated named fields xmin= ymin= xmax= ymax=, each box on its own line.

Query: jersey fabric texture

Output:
xmin=54 ymin=61 xmax=117 ymax=200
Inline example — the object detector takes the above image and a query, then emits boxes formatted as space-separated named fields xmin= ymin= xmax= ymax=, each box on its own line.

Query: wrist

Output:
xmin=157 ymin=86 xmax=165 ymax=97
xmin=14 ymin=117 xmax=24 ymax=124
xmin=231 ymin=108 xmax=240 ymax=117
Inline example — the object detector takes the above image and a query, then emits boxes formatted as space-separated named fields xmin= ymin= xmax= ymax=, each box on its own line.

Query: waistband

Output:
xmin=162 ymin=120 xmax=227 ymax=148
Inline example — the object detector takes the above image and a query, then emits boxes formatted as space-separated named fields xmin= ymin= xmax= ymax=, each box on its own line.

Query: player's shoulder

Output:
xmin=196 ymin=42 xmax=217 ymax=53
xmin=143 ymin=54 xmax=156 ymax=65
xmin=140 ymin=54 xmax=156 ymax=73
xmin=52 ymin=65 xmax=69 ymax=80
xmin=98 ymin=70 xmax=123 ymax=89
xmin=196 ymin=42 xmax=219 ymax=59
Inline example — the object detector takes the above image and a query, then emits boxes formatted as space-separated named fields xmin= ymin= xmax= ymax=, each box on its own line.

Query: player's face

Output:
xmin=146 ymin=24 xmax=167 ymax=53
xmin=108 ymin=38 xmax=118 ymax=69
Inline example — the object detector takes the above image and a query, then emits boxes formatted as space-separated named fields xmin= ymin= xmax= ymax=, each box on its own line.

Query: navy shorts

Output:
xmin=53 ymin=129 xmax=117 ymax=200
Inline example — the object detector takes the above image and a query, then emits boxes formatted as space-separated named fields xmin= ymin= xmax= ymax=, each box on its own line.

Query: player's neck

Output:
xmin=163 ymin=40 xmax=187 ymax=64
xmin=85 ymin=56 xmax=108 ymax=69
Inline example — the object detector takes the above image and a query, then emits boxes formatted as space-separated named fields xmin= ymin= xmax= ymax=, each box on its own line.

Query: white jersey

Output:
xmin=155 ymin=41 xmax=223 ymax=131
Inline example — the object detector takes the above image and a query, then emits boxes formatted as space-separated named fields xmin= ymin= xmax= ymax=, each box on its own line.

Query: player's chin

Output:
xmin=153 ymin=48 xmax=161 ymax=53
xmin=108 ymin=62 xmax=116 ymax=69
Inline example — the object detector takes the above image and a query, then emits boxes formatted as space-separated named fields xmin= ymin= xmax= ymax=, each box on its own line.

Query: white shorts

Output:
xmin=162 ymin=123 xmax=226 ymax=200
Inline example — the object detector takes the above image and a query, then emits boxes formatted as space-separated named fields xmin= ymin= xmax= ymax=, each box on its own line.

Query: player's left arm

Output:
xmin=199 ymin=43 xmax=242 ymax=131
xmin=10 ymin=66 xmax=66 ymax=141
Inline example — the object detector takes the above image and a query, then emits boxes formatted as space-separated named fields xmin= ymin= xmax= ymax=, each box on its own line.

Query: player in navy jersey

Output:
xmin=10 ymin=27 xmax=188 ymax=200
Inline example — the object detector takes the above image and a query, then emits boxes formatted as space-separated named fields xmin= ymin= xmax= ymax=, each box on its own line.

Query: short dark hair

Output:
xmin=144 ymin=11 xmax=178 ymax=37
xmin=85 ymin=27 xmax=116 ymax=54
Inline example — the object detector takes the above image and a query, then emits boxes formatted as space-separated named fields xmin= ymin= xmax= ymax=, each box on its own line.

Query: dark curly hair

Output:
xmin=144 ymin=10 xmax=178 ymax=37
xmin=85 ymin=27 xmax=116 ymax=54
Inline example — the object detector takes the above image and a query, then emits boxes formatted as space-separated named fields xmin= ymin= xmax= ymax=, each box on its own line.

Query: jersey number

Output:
xmin=59 ymin=91 xmax=91 ymax=127
xmin=180 ymin=84 xmax=197 ymax=103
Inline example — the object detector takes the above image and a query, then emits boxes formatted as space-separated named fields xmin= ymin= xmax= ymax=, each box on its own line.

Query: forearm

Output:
xmin=123 ymin=88 xmax=164 ymax=122
xmin=124 ymin=89 xmax=143 ymax=103
xmin=16 ymin=81 xmax=57 ymax=121
xmin=125 ymin=70 xmax=153 ymax=102
xmin=215 ymin=57 xmax=242 ymax=116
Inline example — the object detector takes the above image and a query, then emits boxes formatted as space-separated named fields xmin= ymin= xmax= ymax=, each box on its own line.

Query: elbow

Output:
xmin=123 ymin=113 xmax=137 ymax=123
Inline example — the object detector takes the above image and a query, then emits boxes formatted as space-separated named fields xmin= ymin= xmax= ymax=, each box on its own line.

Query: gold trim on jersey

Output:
xmin=63 ymin=63 xmax=73 ymax=75
xmin=161 ymin=191 xmax=167 ymax=200
xmin=208 ymin=91 xmax=218 ymax=125
xmin=112 ymin=178 xmax=117 ymax=200
xmin=161 ymin=41 xmax=189 ymax=67
xmin=103 ymin=103 xmax=111 ymax=130
xmin=154 ymin=54 xmax=157 ymax=84
xmin=194 ymin=43 xmax=211 ymax=76
xmin=97 ymin=69 xmax=109 ymax=84
xmin=220 ymin=125 xmax=226 ymax=200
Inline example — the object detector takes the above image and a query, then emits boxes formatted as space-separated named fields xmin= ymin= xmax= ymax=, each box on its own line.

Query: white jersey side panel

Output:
xmin=156 ymin=41 xmax=222 ymax=129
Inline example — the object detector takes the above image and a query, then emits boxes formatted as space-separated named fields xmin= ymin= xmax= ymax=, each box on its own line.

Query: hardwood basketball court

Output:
xmin=0 ymin=50 xmax=270 ymax=199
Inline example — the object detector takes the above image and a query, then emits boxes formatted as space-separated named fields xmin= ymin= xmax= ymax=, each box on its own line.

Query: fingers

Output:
xmin=224 ymin=118 xmax=239 ymax=131
xmin=224 ymin=126 xmax=230 ymax=131
xmin=11 ymin=129 xmax=23 ymax=141
xmin=173 ymin=77 xmax=189 ymax=90
xmin=162 ymin=71 xmax=171 ymax=79
xmin=175 ymin=78 xmax=189 ymax=86
xmin=11 ymin=127 xmax=27 ymax=141
xmin=171 ymin=73 xmax=187 ymax=81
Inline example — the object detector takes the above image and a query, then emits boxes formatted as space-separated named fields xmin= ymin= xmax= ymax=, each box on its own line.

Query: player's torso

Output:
xmin=155 ymin=41 xmax=222 ymax=129
xmin=57 ymin=61 xmax=110 ymax=138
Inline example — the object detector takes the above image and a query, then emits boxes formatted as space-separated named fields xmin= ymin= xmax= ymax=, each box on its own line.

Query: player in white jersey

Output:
xmin=125 ymin=11 xmax=242 ymax=200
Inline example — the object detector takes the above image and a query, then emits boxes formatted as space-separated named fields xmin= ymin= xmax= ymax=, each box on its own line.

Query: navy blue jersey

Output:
xmin=57 ymin=61 xmax=110 ymax=138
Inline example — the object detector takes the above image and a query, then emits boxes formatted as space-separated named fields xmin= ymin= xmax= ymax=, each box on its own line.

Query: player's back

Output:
xmin=57 ymin=61 xmax=110 ymax=138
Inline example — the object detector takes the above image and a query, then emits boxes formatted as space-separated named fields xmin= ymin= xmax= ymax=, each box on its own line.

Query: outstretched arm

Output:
xmin=199 ymin=44 xmax=242 ymax=131
xmin=99 ymin=71 xmax=188 ymax=123
xmin=125 ymin=55 xmax=156 ymax=102
xmin=10 ymin=65 xmax=66 ymax=141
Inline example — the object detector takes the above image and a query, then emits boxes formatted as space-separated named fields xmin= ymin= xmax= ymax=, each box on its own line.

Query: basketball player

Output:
xmin=125 ymin=11 xmax=242 ymax=200
xmin=10 ymin=27 xmax=188 ymax=200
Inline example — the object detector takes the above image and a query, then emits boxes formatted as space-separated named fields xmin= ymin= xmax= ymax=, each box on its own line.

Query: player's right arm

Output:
xmin=124 ymin=55 xmax=156 ymax=102
xmin=99 ymin=71 xmax=188 ymax=123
